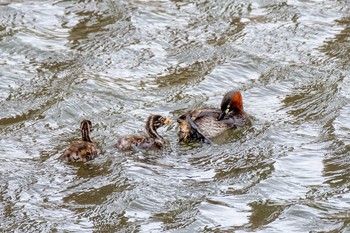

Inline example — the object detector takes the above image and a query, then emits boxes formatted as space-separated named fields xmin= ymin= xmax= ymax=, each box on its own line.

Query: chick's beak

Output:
xmin=163 ymin=118 xmax=172 ymax=124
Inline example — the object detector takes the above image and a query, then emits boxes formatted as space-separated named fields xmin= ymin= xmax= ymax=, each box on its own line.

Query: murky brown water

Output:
xmin=1 ymin=0 xmax=349 ymax=232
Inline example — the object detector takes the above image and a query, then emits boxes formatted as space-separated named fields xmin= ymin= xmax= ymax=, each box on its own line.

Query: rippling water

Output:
xmin=1 ymin=0 xmax=349 ymax=232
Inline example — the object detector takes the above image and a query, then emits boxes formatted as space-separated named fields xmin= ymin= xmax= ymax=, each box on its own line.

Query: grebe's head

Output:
xmin=147 ymin=115 xmax=171 ymax=130
xmin=218 ymin=90 xmax=244 ymax=120
xmin=80 ymin=120 xmax=93 ymax=142
xmin=80 ymin=120 xmax=92 ymax=132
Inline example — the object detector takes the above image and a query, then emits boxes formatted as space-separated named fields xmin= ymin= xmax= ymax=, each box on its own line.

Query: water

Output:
xmin=0 ymin=0 xmax=349 ymax=232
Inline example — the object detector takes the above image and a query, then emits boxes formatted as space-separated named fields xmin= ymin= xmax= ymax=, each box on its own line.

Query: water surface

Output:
xmin=0 ymin=0 xmax=350 ymax=232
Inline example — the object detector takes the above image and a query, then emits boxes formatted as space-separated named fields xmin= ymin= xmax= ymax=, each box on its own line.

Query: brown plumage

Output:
xmin=178 ymin=90 xmax=251 ymax=143
xmin=115 ymin=114 xmax=171 ymax=151
xmin=60 ymin=120 xmax=98 ymax=162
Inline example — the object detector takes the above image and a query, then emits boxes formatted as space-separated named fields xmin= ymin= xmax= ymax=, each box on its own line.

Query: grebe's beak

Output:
xmin=164 ymin=118 xmax=172 ymax=124
xmin=218 ymin=112 xmax=225 ymax=121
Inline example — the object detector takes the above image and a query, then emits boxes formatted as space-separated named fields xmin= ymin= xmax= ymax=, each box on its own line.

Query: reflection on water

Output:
xmin=1 ymin=0 xmax=350 ymax=232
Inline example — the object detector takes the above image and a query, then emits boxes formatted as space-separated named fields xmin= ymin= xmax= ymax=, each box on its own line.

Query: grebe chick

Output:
xmin=115 ymin=114 xmax=171 ymax=151
xmin=60 ymin=120 xmax=98 ymax=162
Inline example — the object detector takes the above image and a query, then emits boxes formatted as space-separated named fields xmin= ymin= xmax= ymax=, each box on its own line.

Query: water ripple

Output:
xmin=1 ymin=0 xmax=350 ymax=232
